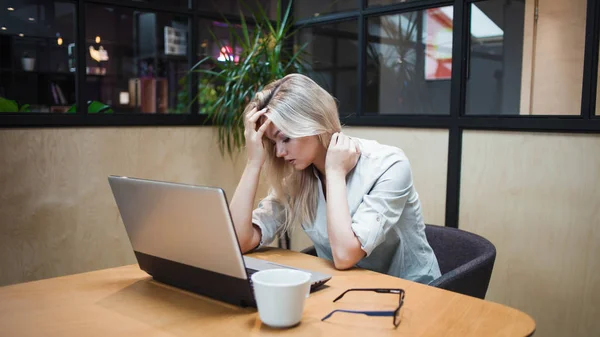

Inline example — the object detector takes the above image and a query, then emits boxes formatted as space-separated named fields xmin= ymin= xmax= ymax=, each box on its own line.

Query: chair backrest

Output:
xmin=425 ymin=225 xmax=496 ymax=299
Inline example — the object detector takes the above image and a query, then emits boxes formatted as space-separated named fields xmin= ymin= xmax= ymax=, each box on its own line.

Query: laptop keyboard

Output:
xmin=246 ymin=268 xmax=325 ymax=290
xmin=246 ymin=268 xmax=259 ymax=278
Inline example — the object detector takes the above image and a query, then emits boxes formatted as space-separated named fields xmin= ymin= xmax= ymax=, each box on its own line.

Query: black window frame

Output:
xmin=1 ymin=0 xmax=598 ymax=129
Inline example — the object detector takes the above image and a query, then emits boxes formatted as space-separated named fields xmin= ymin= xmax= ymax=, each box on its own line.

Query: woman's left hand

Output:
xmin=325 ymin=132 xmax=360 ymax=177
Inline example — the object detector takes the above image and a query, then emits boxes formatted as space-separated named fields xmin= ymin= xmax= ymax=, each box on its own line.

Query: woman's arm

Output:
xmin=325 ymin=133 xmax=366 ymax=269
xmin=229 ymin=107 xmax=271 ymax=253
xmin=326 ymin=172 xmax=366 ymax=269
xmin=230 ymin=163 xmax=264 ymax=253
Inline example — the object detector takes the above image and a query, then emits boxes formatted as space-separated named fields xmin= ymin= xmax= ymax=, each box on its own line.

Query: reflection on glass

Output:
xmin=196 ymin=19 xmax=253 ymax=114
xmin=465 ymin=0 xmax=524 ymax=115
xmin=198 ymin=20 xmax=248 ymax=62
xmin=140 ymin=0 xmax=189 ymax=8
xmin=368 ymin=0 xmax=420 ymax=7
xmin=0 ymin=1 xmax=76 ymax=113
xmin=297 ymin=21 xmax=358 ymax=116
xmin=85 ymin=5 xmax=190 ymax=113
xmin=197 ymin=0 xmax=277 ymax=20
xmin=597 ymin=38 xmax=600 ymax=115
xmin=366 ymin=7 xmax=453 ymax=115
xmin=294 ymin=0 xmax=357 ymax=19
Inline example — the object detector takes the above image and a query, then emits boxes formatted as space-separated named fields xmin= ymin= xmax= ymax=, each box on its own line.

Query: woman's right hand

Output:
xmin=244 ymin=107 xmax=272 ymax=168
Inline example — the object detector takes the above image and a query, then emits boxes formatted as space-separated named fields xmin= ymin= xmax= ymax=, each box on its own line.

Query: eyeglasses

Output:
xmin=321 ymin=288 xmax=405 ymax=327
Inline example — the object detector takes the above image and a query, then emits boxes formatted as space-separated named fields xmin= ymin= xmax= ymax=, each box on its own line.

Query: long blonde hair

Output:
xmin=243 ymin=74 xmax=341 ymax=234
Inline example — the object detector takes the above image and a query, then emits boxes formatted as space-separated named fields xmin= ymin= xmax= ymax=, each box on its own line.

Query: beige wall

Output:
xmin=460 ymin=131 xmax=600 ymax=337
xmin=521 ymin=0 xmax=587 ymax=115
xmin=289 ymin=127 xmax=449 ymax=251
xmin=3 ymin=127 xmax=599 ymax=337
xmin=0 ymin=127 xmax=250 ymax=286
xmin=0 ymin=127 xmax=448 ymax=285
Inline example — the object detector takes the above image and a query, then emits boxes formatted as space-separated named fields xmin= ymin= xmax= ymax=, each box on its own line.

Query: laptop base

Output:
xmin=135 ymin=251 xmax=257 ymax=307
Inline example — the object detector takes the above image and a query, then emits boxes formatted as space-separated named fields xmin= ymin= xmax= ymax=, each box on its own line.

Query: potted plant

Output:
xmin=190 ymin=0 xmax=308 ymax=156
xmin=0 ymin=97 xmax=30 ymax=112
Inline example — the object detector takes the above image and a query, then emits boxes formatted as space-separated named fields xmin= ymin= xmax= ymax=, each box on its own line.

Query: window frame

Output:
xmin=1 ymin=0 xmax=599 ymax=128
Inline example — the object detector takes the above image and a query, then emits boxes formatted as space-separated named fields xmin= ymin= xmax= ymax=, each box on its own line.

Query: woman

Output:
xmin=229 ymin=74 xmax=441 ymax=284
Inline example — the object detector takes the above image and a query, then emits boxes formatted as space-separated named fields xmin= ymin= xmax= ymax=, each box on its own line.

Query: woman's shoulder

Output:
xmin=352 ymin=137 xmax=408 ymax=163
xmin=351 ymin=137 xmax=414 ymax=186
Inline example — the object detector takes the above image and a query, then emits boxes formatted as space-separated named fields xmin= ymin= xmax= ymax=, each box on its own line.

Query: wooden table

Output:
xmin=0 ymin=248 xmax=535 ymax=336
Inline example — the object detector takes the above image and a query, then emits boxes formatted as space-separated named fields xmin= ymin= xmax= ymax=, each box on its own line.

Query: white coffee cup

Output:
xmin=251 ymin=269 xmax=312 ymax=328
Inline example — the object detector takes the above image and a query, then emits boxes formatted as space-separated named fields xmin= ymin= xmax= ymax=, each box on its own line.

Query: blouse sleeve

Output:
xmin=350 ymin=159 xmax=412 ymax=257
xmin=251 ymin=193 xmax=287 ymax=247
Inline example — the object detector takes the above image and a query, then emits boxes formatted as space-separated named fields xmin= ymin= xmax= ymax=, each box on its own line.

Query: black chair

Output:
xmin=425 ymin=225 xmax=496 ymax=299
xmin=299 ymin=224 xmax=496 ymax=299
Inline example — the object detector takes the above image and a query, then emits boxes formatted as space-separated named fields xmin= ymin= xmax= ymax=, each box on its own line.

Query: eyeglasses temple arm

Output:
xmin=321 ymin=309 xmax=396 ymax=321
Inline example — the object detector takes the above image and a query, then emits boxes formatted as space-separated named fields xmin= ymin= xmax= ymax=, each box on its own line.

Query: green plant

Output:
xmin=198 ymin=78 xmax=220 ymax=114
xmin=190 ymin=0 xmax=308 ymax=156
xmin=172 ymin=77 xmax=220 ymax=114
xmin=66 ymin=101 xmax=113 ymax=113
xmin=0 ymin=97 xmax=30 ymax=112
xmin=172 ymin=76 xmax=190 ymax=114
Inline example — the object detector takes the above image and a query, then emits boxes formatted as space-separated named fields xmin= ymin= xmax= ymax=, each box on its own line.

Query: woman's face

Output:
xmin=263 ymin=121 xmax=324 ymax=171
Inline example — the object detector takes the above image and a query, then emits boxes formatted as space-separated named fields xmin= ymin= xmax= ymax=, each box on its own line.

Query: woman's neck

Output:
xmin=312 ymin=148 xmax=327 ymax=178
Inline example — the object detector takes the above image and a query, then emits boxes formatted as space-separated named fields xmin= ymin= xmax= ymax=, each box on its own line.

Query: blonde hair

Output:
xmin=243 ymin=74 xmax=342 ymax=234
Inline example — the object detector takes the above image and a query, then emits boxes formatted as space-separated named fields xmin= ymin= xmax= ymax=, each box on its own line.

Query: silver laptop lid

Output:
xmin=108 ymin=176 xmax=248 ymax=280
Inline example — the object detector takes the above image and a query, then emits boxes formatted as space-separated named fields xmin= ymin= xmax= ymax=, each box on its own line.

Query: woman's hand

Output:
xmin=244 ymin=107 xmax=272 ymax=168
xmin=325 ymin=132 xmax=360 ymax=177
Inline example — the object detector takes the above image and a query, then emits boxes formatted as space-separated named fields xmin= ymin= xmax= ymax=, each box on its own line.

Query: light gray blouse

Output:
xmin=252 ymin=137 xmax=441 ymax=284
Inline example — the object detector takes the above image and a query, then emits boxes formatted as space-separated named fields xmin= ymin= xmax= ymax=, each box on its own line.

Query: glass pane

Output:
xmin=597 ymin=37 xmax=600 ymax=115
xmin=133 ymin=0 xmax=189 ymax=8
xmin=366 ymin=7 xmax=453 ymax=115
xmin=294 ymin=0 xmax=357 ymax=20
xmin=198 ymin=19 xmax=249 ymax=61
xmin=0 ymin=1 xmax=76 ymax=113
xmin=85 ymin=5 xmax=190 ymax=113
xmin=512 ymin=0 xmax=584 ymax=115
xmin=297 ymin=21 xmax=358 ymax=117
xmin=465 ymin=0 xmax=525 ymax=115
xmin=196 ymin=0 xmax=277 ymax=20
xmin=196 ymin=19 xmax=253 ymax=114
xmin=368 ymin=0 xmax=421 ymax=7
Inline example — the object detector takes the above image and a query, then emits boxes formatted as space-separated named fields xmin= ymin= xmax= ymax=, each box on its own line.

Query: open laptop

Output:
xmin=108 ymin=175 xmax=331 ymax=307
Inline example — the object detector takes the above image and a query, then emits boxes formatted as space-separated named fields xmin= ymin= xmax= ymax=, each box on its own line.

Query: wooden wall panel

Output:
xmin=521 ymin=0 xmax=587 ymax=115
xmin=460 ymin=131 xmax=600 ymax=337
xmin=290 ymin=127 xmax=449 ymax=251
xmin=0 ymin=127 xmax=248 ymax=286
xmin=597 ymin=58 xmax=600 ymax=115
xmin=0 ymin=127 xmax=447 ymax=283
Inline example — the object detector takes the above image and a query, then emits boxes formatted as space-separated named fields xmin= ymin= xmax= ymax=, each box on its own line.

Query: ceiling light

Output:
xmin=7 ymin=7 xmax=14 ymax=11
xmin=18 ymin=33 xmax=23 ymax=37
xmin=28 ymin=17 xmax=34 ymax=21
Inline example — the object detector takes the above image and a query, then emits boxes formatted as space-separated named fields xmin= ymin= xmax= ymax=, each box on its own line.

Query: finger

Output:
xmin=245 ymin=107 xmax=258 ymax=120
xmin=336 ymin=133 xmax=348 ymax=149
xmin=247 ymin=108 xmax=268 ymax=128
xmin=351 ymin=139 xmax=359 ymax=153
xmin=329 ymin=133 xmax=338 ymax=148
xmin=244 ymin=108 xmax=257 ymax=128
xmin=248 ymin=108 xmax=267 ymax=123
xmin=340 ymin=133 xmax=349 ymax=148
xmin=256 ymin=118 xmax=272 ymax=137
